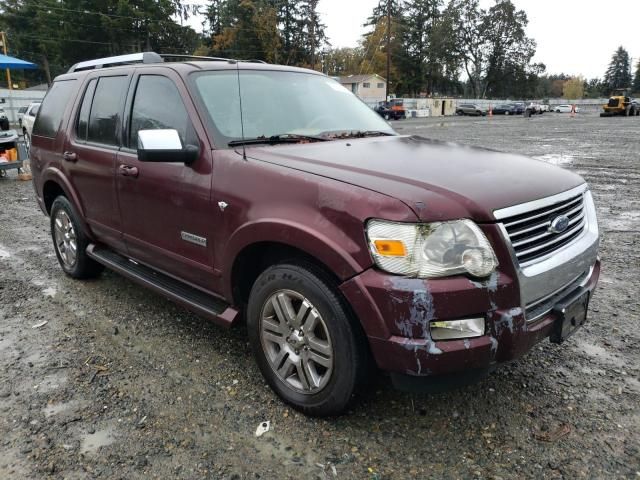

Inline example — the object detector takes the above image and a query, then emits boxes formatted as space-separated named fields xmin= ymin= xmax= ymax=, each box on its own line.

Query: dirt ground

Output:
xmin=1 ymin=112 xmax=638 ymax=479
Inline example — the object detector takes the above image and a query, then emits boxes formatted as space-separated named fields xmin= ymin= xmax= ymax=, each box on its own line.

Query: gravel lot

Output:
xmin=1 ymin=112 xmax=639 ymax=479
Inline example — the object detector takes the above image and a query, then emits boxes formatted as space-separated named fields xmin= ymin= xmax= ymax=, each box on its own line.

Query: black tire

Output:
xmin=23 ymin=132 xmax=30 ymax=152
xmin=247 ymin=263 xmax=368 ymax=416
xmin=50 ymin=196 xmax=104 ymax=279
xmin=383 ymin=113 xmax=390 ymax=121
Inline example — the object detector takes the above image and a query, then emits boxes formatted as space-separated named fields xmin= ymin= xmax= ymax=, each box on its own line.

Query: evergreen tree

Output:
xmin=632 ymin=61 xmax=640 ymax=94
xmin=0 ymin=0 xmax=199 ymax=84
xmin=604 ymin=46 xmax=632 ymax=91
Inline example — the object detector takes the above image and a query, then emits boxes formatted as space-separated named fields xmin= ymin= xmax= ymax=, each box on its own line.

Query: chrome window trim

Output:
xmin=494 ymin=183 xmax=588 ymax=221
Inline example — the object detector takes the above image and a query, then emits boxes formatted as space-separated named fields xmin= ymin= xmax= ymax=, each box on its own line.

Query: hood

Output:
xmin=246 ymin=135 xmax=585 ymax=222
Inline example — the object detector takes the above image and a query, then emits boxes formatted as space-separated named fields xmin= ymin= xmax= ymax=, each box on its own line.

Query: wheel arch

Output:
xmin=223 ymin=220 xmax=370 ymax=307
xmin=40 ymin=169 xmax=93 ymax=239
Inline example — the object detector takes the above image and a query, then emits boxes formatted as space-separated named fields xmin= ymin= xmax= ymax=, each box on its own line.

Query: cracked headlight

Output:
xmin=366 ymin=219 xmax=498 ymax=278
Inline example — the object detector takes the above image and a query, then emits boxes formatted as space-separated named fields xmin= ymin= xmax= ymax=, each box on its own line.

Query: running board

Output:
xmin=86 ymin=244 xmax=238 ymax=328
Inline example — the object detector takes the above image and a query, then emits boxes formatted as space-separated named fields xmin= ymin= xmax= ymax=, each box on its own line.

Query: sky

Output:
xmin=318 ymin=0 xmax=640 ymax=79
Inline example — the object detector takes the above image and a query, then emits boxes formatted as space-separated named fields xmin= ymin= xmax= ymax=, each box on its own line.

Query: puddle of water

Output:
xmin=532 ymin=154 xmax=574 ymax=165
xmin=0 ymin=248 xmax=10 ymax=259
xmin=80 ymin=426 xmax=116 ymax=454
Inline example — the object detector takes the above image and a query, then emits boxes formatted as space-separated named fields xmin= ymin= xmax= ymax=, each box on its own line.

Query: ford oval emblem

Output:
xmin=549 ymin=215 xmax=570 ymax=234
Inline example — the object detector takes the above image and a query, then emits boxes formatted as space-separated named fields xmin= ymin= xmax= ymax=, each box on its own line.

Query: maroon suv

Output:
xmin=31 ymin=53 xmax=600 ymax=416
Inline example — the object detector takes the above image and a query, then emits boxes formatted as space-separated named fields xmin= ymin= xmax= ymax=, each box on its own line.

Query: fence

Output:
xmin=0 ymin=88 xmax=48 ymax=124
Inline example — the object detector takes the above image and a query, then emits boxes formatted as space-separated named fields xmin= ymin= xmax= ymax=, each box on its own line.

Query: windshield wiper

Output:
xmin=318 ymin=130 xmax=396 ymax=139
xmin=228 ymin=133 xmax=328 ymax=147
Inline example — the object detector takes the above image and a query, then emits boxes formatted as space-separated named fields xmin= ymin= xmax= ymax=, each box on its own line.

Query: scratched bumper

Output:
xmin=340 ymin=259 xmax=600 ymax=379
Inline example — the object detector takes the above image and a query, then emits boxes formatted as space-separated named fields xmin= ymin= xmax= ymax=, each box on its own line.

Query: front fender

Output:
xmin=221 ymin=218 xmax=369 ymax=300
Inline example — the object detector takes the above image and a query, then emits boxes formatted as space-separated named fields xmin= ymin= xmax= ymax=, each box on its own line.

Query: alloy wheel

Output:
xmin=260 ymin=289 xmax=333 ymax=394
xmin=53 ymin=209 xmax=77 ymax=268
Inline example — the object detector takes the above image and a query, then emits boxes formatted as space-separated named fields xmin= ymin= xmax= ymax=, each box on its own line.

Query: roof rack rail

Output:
xmin=68 ymin=52 xmax=163 ymax=73
xmin=67 ymin=51 xmax=271 ymax=73
xmin=159 ymin=54 xmax=236 ymax=64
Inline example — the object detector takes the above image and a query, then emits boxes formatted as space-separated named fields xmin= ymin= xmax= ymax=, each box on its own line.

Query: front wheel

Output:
xmin=247 ymin=263 xmax=368 ymax=416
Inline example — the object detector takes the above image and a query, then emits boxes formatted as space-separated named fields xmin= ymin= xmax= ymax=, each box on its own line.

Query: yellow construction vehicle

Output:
xmin=600 ymin=88 xmax=639 ymax=117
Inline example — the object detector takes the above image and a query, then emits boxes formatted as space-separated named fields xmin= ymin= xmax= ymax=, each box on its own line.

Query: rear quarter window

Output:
xmin=33 ymin=80 xmax=77 ymax=138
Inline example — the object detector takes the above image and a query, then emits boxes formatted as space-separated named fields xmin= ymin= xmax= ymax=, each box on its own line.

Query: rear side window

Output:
xmin=88 ymin=76 xmax=128 ymax=146
xmin=33 ymin=80 xmax=76 ymax=138
xmin=76 ymin=79 xmax=97 ymax=141
xmin=129 ymin=75 xmax=191 ymax=148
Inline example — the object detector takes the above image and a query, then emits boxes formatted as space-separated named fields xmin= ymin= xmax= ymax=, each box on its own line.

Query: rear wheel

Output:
xmin=247 ymin=263 xmax=368 ymax=416
xmin=50 ymin=196 xmax=104 ymax=279
xmin=383 ymin=113 xmax=390 ymax=121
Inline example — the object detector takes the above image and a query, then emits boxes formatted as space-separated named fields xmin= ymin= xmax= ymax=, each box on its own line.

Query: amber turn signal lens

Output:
xmin=373 ymin=239 xmax=407 ymax=257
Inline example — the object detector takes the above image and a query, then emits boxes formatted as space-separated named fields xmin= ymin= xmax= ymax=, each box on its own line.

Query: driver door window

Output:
xmin=129 ymin=75 xmax=194 ymax=149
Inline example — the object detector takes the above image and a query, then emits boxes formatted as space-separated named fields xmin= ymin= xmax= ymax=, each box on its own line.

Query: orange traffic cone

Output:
xmin=570 ymin=104 xmax=576 ymax=118
xmin=489 ymin=104 xmax=493 ymax=117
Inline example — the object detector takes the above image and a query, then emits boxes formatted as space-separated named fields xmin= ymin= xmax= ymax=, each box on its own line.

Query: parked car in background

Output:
xmin=17 ymin=105 xmax=28 ymax=128
xmin=455 ymin=103 xmax=486 ymax=116
xmin=0 ymin=108 xmax=8 ymax=131
xmin=32 ymin=52 xmax=601 ymax=416
xmin=554 ymin=105 xmax=580 ymax=113
xmin=526 ymin=103 xmax=544 ymax=115
xmin=21 ymin=101 xmax=41 ymax=148
xmin=492 ymin=104 xmax=517 ymax=115
xmin=374 ymin=101 xmax=406 ymax=120
xmin=540 ymin=104 xmax=550 ymax=113
xmin=512 ymin=102 xmax=526 ymax=114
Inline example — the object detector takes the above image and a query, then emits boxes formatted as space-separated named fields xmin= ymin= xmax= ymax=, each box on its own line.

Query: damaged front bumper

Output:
xmin=340 ymin=258 xmax=600 ymax=392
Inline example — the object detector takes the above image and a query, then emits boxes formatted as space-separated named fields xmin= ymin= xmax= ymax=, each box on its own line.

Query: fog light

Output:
xmin=430 ymin=318 xmax=485 ymax=340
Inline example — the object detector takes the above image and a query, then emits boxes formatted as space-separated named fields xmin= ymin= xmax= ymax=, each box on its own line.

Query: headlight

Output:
xmin=366 ymin=219 xmax=498 ymax=278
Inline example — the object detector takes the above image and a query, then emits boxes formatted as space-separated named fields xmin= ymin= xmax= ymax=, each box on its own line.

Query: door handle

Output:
xmin=62 ymin=151 xmax=77 ymax=162
xmin=118 ymin=165 xmax=139 ymax=178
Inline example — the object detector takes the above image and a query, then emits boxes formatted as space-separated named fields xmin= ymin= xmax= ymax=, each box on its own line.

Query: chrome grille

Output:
xmin=500 ymin=192 xmax=586 ymax=265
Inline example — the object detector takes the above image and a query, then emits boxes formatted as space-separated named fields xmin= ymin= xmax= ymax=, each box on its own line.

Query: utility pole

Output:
xmin=309 ymin=0 xmax=319 ymax=70
xmin=385 ymin=0 xmax=391 ymax=101
xmin=0 ymin=32 xmax=13 ymax=90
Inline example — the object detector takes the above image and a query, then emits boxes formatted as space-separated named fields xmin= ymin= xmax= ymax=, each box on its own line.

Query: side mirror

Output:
xmin=137 ymin=129 xmax=198 ymax=164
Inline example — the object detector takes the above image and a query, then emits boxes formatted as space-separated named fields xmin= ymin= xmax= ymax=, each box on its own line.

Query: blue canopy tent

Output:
xmin=0 ymin=54 xmax=37 ymax=70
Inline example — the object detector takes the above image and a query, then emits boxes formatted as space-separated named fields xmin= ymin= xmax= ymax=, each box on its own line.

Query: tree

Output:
xmin=633 ymin=61 xmax=640 ymax=95
xmin=563 ymin=77 xmax=584 ymax=100
xmin=447 ymin=0 xmax=536 ymax=99
xmin=200 ymin=0 xmax=326 ymax=66
xmin=604 ymin=46 xmax=632 ymax=91
xmin=400 ymin=0 xmax=443 ymax=96
xmin=584 ymin=77 xmax=606 ymax=98
xmin=323 ymin=47 xmax=364 ymax=76
xmin=0 ymin=0 xmax=199 ymax=84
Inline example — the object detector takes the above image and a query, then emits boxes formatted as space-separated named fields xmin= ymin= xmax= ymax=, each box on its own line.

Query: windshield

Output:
xmin=191 ymin=70 xmax=394 ymax=146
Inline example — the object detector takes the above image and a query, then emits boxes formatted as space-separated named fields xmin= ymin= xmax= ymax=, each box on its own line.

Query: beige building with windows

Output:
xmin=337 ymin=74 xmax=387 ymax=105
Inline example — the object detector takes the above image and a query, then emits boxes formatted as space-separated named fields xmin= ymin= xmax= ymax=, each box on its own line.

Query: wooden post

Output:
xmin=0 ymin=32 xmax=12 ymax=90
